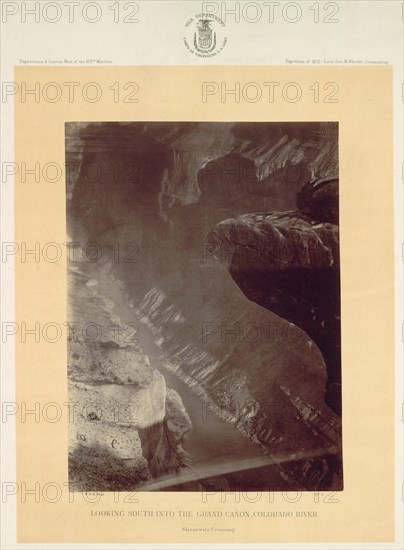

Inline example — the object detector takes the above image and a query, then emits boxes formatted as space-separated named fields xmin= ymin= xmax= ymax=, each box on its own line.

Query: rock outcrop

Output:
xmin=67 ymin=268 xmax=192 ymax=491
xmin=207 ymin=177 xmax=341 ymax=415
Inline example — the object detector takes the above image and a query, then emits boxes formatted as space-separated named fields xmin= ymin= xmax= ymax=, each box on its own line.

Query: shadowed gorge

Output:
xmin=66 ymin=121 xmax=342 ymax=491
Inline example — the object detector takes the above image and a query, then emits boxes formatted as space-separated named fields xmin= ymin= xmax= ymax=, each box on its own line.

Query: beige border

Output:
xmin=15 ymin=66 xmax=394 ymax=543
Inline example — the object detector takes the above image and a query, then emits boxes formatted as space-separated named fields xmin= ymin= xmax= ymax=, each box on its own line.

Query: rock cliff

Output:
xmin=67 ymin=268 xmax=192 ymax=491
xmin=207 ymin=190 xmax=341 ymax=415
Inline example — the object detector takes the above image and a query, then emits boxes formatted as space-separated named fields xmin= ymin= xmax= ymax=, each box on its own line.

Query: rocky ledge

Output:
xmin=207 ymin=177 xmax=341 ymax=416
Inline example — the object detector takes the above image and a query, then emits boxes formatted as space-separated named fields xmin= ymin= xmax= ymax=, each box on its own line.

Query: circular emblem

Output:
xmin=183 ymin=13 xmax=227 ymax=57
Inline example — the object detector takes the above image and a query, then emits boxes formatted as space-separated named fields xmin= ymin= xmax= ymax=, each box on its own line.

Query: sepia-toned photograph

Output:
xmin=65 ymin=121 xmax=341 ymax=492
xmin=2 ymin=0 xmax=402 ymax=545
